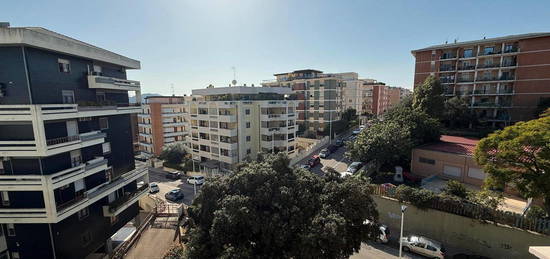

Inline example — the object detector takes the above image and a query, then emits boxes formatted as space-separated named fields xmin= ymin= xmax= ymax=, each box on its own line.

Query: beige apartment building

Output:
xmin=263 ymin=69 xmax=344 ymax=134
xmin=372 ymin=84 xmax=412 ymax=115
xmin=138 ymin=96 xmax=188 ymax=157
xmin=412 ymin=33 xmax=550 ymax=126
xmin=186 ymin=86 xmax=298 ymax=174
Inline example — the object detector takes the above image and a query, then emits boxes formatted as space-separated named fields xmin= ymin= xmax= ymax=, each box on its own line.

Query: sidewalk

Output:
xmin=124 ymin=227 xmax=176 ymax=259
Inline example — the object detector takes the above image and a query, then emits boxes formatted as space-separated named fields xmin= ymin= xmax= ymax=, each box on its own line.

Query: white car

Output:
xmin=340 ymin=171 xmax=352 ymax=178
xmin=401 ymin=235 xmax=445 ymax=259
xmin=363 ymin=219 xmax=390 ymax=243
xmin=352 ymin=128 xmax=361 ymax=135
xmin=346 ymin=162 xmax=363 ymax=174
xmin=149 ymin=182 xmax=159 ymax=193
xmin=187 ymin=175 xmax=205 ymax=185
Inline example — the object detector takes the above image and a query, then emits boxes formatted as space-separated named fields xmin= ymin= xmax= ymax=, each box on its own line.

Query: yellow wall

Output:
xmin=411 ymin=148 xmax=484 ymax=186
xmin=374 ymin=196 xmax=550 ymax=259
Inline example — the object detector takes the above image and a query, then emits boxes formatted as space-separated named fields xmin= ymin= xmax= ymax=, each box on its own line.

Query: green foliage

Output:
xmin=470 ymin=189 xmax=504 ymax=210
xmin=159 ymin=143 xmax=191 ymax=171
xmin=534 ymin=98 xmax=550 ymax=118
xmin=395 ymin=185 xmax=437 ymax=208
xmin=186 ymin=153 xmax=379 ymax=259
xmin=442 ymin=97 xmax=477 ymax=128
xmin=323 ymin=108 xmax=357 ymax=137
xmin=526 ymin=205 xmax=547 ymax=219
xmin=442 ymin=180 xmax=470 ymax=199
xmin=347 ymin=121 xmax=412 ymax=172
xmin=341 ymin=108 xmax=358 ymax=122
xmin=412 ymin=76 xmax=444 ymax=119
xmin=385 ymin=105 xmax=441 ymax=146
xmin=474 ymin=114 xmax=550 ymax=212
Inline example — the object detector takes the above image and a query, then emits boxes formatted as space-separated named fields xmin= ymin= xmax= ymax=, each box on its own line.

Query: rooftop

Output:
xmin=192 ymin=86 xmax=293 ymax=96
xmin=0 ymin=25 xmax=140 ymax=69
xmin=411 ymin=32 xmax=550 ymax=53
xmin=417 ymin=135 xmax=480 ymax=156
xmin=274 ymin=69 xmax=323 ymax=76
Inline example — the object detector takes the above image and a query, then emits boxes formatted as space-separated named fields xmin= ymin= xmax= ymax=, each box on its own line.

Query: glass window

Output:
xmin=246 ymin=136 xmax=251 ymax=142
xmin=58 ymin=58 xmax=71 ymax=73
xmin=463 ymin=49 xmax=473 ymax=58
xmin=484 ymin=46 xmax=494 ymax=55
xmin=62 ymin=90 xmax=75 ymax=104
xmin=99 ymin=118 xmax=109 ymax=130
xmin=245 ymin=109 xmax=250 ymax=115
xmin=246 ymin=122 xmax=251 ymax=128
xmin=102 ymin=142 xmax=111 ymax=154
xmin=419 ymin=157 xmax=435 ymax=165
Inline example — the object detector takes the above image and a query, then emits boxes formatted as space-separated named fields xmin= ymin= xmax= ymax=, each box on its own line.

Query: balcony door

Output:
xmin=66 ymin=120 xmax=79 ymax=137
xmin=70 ymin=150 xmax=82 ymax=167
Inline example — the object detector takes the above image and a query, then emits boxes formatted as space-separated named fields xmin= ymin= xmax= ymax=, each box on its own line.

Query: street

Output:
xmin=296 ymin=135 xmax=355 ymax=176
xmin=352 ymin=241 xmax=424 ymax=259
xmin=147 ymin=167 xmax=201 ymax=206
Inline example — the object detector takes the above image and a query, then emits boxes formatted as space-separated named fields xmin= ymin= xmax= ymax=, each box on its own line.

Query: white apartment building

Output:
xmin=186 ymin=86 xmax=298 ymax=174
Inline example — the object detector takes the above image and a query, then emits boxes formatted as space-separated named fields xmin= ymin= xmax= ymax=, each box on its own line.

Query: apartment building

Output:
xmin=186 ymin=86 xmax=297 ymax=174
xmin=342 ymin=78 xmax=377 ymax=115
xmin=263 ymin=69 xmax=344 ymax=134
xmin=412 ymin=33 xmax=550 ymax=125
xmin=0 ymin=25 xmax=148 ymax=258
xmin=370 ymin=84 xmax=410 ymax=116
xmin=138 ymin=96 xmax=188 ymax=157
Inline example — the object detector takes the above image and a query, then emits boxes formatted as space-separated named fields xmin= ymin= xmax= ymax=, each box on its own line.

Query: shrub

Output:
xmin=527 ymin=205 xmax=547 ymax=219
xmin=442 ymin=180 xmax=470 ymax=199
xmin=471 ymin=189 xmax=504 ymax=210
xmin=395 ymin=185 xmax=436 ymax=209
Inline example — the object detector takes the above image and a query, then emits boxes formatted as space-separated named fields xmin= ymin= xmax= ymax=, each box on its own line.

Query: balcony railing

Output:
xmin=457 ymin=78 xmax=474 ymax=83
xmin=106 ymin=184 xmax=149 ymax=214
xmin=458 ymin=65 xmax=476 ymax=70
xmin=439 ymin=66 xmax=456 ymax=72
xmin=87 ymin=75 xmax=141 ymax=91
xmin=56 ymin=193 xmax=87 ymax=213
xmin=503 ymin=47 xmax=519 ymax=53
xmin=440 ymin=54 xmax=457 ymax=60
xmin=46 ymin=135 xmax=80 ymax=146
xmin=479 ymin=51 xmax=502 ymax=56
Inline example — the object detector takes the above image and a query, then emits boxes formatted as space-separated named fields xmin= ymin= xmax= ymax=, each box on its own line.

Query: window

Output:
xmin=99 ymin=118 xmax=109 ymax=130
xmin=58 ymin=58 xmax=71 ymax=73
xmin=463 ymin=49 xmax=473 ymax=58
xmin=110 ymin=215 xmax=118 ymax=225
xmin=484 ymin=46 xmax=494 ymax=55
xmin=246 ymin=149 xmax=251 ymax=154
xmin=77 ymin=207 xmax=90 ymax=220
xmin=426 ymin=245 xmax=437 ymax=251
xmin=81 ymin=231 xmax=92 ymax=246
xmin=419 ymin=157 xmax=435 ymax=165
xmin=96 ymin=92 xmax=106 ymax=104
xmin=246 ymin=122 xmax=251 ymax=128
xmin=246 ymin=136 xmax=251 ymax=142
xmin=1 ymin=191 xmax=9 ymax=206
xmin=102 ymin=142 xmax=111 ymax=154
xmin=245 ymin=109 xmax=250 ymax=115
xmin=62 ymin=90 xmax=75 ymax=104
xmin=105 ymin=168 xmax=113 ymax=182
xmin=7 ymin=224 xmax=15 ymax=236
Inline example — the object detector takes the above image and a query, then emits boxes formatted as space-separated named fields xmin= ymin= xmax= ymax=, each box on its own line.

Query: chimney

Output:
xmin=0 ymin=22 xmax=10 ymax=28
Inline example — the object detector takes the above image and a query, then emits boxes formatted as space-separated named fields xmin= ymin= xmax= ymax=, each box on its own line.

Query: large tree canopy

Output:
xmin=474 ymin=113 xmax=550 ymax=212
xmin=412 ymin=75 xmax=444 ymax=119
xmin=186 ymin=154 xmax=379 ymax=259
xmin=442 ymin=96 xmax=477 ymax=128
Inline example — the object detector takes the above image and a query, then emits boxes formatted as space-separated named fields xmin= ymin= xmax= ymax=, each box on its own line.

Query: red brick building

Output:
xmin=412 ymin=33 xmax=550 ymax=126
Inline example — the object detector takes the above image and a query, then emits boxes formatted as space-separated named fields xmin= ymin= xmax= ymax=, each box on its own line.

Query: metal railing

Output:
xmin=46 ymin=135 xmax=80 ymax=146
xmin=107 ymin=184 xmax=149 ymax=213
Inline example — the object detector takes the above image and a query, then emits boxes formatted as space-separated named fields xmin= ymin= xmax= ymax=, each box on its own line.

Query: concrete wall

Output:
xmin=374 ymin=196 xmax=550 ymax=259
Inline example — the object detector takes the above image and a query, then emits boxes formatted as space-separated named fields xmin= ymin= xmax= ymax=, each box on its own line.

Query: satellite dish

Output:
xmin=231 ymin=79 xmax=237 ymax=86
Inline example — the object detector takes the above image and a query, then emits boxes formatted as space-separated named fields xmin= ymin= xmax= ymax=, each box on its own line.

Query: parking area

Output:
xmin=147 ymin=167 xmax=201 ymax=206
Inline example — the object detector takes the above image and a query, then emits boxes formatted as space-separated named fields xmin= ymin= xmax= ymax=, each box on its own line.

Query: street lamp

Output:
xmin=399 ymin=205 xmax=407 ymax=258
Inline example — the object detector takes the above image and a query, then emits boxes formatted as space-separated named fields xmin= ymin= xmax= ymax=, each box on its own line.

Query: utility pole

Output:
xmin=399 ymin=205 xmax=407 ymax=258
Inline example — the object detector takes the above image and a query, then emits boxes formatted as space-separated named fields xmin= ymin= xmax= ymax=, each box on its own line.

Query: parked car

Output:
xmin=307 ymin=155 xmax=321 ymax=167
xmin=165 ymin=189 xmax=184 ymax=201
xmin=403 ymin=171 xmax=421 ymax=184
xmin=401 ymin=235 xmax=445 ymax=259
xmin=319 ymin=148 xmax=330 ymax=159
xmin=359 ymin=125 xmax=366 ymax=130
xmin=346 ymin=162 xmax=363 ymax=174
xmin=453 ymin=254 xmax=491 ymax=259
xmin=166 ymin=171 xmax=182 ymax=180
xmin=363 ymin=219 xmax=390 ymax=243
xmin=187 ymin=175 xmax=205 ymax=185
xmin=300 ymin=164 xmax=311 ymax=170
xmin=340 ymin=171 xmax=352 ymax=178
xmin=149 ymin=182 xmax=160 ymax=193
xmin=352 ymin=128 xmax=362 ymax=135
xmin=334 ymin=139 xmax=344 ymax=147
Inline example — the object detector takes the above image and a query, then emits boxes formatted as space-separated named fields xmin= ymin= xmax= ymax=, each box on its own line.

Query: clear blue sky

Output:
xmin=4 ymin=0 xmax=550 ymax=95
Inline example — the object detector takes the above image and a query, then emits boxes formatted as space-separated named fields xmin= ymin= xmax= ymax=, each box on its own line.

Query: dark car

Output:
xmin=166 ymin=171 xmax=182 ymax=180
xmin=165 ymin=189 xmax=184 ymax=201
xmin=307 ymin=155 xmax=321 ymax=167
xmin=403 ymin=171 xmax=421 ymax=184
xmin=327 ymin=144 xmax=338 ymax=153
xmin=334 ymin=139 xmax=344 ymax=147
xmin=453 ymin=254 xmax=491 ymax=259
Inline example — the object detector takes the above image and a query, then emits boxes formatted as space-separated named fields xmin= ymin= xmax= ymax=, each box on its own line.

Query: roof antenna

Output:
xmin=231 ymin=66 xmax=237 ymax=86
xmin=171 ymin=84 xmax=175 ymax=96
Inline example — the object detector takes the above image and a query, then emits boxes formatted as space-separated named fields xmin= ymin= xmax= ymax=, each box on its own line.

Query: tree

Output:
xmin=412 ymin=76 xmax=444 ymax=119
xmin=474 ymin=113 xmax=550 ymax=213
xmin=341 ymin=108 xmax=358 ymax=122
xmin=442 ymin=180 xmax=469 ymax=199
xmin=159 ymin=143 xmax=190 ymax=170
xmin=347 ymin=121 xmax=412 ymax=172
xmin=186 ymin=154 xmax=379 ymax=259
xmin=384 ymin=105 xmax=441 ymax=146
xmin=442 ymin=97 xmax=477 ymax=128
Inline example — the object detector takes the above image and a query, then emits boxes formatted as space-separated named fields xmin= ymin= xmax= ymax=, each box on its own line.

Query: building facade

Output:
xmin=412 ymin=33 xmax=550 ymax=125
xmin=263 ymin=69 xmax=344 ymax=134
xmin=370 ymin=84 xmax=410 ymax=116
xmin=138 ymin=96 xmax=188 ymax=157
xmin=0 ymin=25 xmax=148 ymax=258
xmin=186 ymin=86 xmax=297 ymax=174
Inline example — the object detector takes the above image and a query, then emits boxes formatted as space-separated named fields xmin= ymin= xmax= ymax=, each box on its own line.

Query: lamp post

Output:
xmin=399 ymin=205 xmax=407 ymax=258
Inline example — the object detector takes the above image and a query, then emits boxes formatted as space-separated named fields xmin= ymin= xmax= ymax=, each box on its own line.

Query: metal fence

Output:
xmin=371 ymin=184 xmax=550 ymax=235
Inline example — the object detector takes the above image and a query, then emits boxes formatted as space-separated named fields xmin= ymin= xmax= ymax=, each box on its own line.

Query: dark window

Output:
xmin=7 ymin=224 xmax=15 ymax=236
xmin=246 ymin=122 xmax=251 ymax=128
xmin=99 ymin=118 xmax=109 ymax=130
xmin=245 ymin=109 xmax=250 ymax=115
xmin=62 ymin=90 xmax=75 ymax=104
xmin=78 ymin=207 xmax=89 ymax=220
xmin=419 ymin=157 xmax=436 ymax=165
xmin=246 ymin=136 xmax=251 ymax=142
xmin=58 ymin=59 xmax=71 ymax=73
xmin=246 ymin=149 xmax=251 ymax=154
xmin=426 ymin=245 xmax=437 ymax=251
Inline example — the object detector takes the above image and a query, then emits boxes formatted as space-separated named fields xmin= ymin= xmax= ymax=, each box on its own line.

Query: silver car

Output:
xmin=401 ymin=235 xmax=445 ymax=259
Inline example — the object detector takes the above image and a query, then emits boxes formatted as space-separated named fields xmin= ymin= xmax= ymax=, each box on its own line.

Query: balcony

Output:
xmin=87 ymin=75 xmax=141 ymax=91
xmin=163 ymin=131 xmax=185 ymax=137
xmin=163 ymin=121 xmax=186 ymax=127
xmin=479 ymin=51 xmax=502 ymax=57
xmin=103 ymin=183 xmax=149 ymax=217
xmin=0 ymin=131 xmax=105 ymax=157
xmin=440 ymin=54 xmax=457 ymax=60
xmin=216 ymin=128 xmax=238 ymax=136
xmin=457 ymin=78 xmax=474 ymax=83
xmin=458 ymin=65 xmax=476 ymax=71
xmin=439 ymin=66 xmax=456 ymax=72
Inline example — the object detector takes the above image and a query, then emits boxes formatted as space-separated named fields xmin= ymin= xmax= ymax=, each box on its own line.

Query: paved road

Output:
xmin=148 ymin=167 xmax=201 ymax=206
xmin=351 ymin=241 xmax=424 ymax=259
xmin=296 ymin=136 xmax=355 ymax=176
